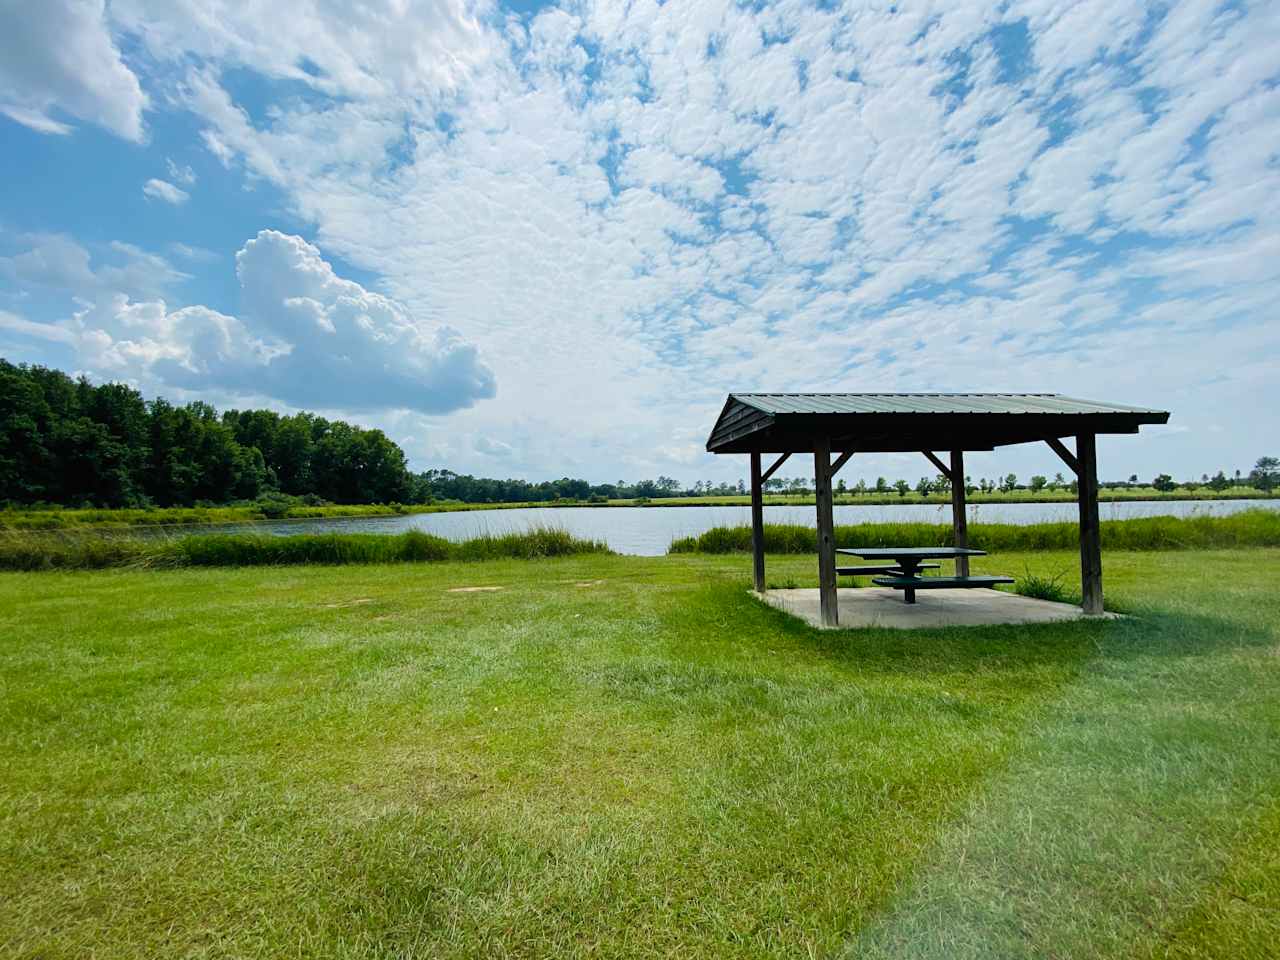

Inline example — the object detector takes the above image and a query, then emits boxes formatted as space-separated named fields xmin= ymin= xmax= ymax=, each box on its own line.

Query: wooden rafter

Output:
xmin=1046 ymin=437 xmax=1080 ymax=476
xmin=830 ymin=450 xmax=855 ymax=476
xmin=760 ymin=452 xmax=791 ymax=484
xmin=922 ymin=450 xmax=953 ymax=480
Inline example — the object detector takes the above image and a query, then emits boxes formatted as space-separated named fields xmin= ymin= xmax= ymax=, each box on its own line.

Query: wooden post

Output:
xmin=1077 ymin=433 xmax=1103 ymax=615
xmin=950 ymin=450 xmax=969 ymax=577
xmin=750 ymin=452 xmax=765 ymax=593
xmin=814 ymin=438 xmax=838 ymax=627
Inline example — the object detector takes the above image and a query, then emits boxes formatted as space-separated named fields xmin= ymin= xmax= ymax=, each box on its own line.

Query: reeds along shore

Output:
xmin=0 ymin=527 xmax=611 ymax=572
xmin=668 ymin=509 xmax=1280 ymax=554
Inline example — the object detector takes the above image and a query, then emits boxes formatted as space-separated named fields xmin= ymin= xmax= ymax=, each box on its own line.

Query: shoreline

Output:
xmin=1 ymin=491 xmax=1275 ymax=532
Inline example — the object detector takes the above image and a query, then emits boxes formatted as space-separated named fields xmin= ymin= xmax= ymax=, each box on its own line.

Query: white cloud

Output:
xmin=1 ymin=234 xmax=190 ymax=300
xmin=0 ymin=309 xmax=77 ymax=345
xmin=0 ymin=0 xmax=147 ymax=140
xmin=142 ymin=178 xmax=190 ymax=205
xmin=7 ymin=0 xmax=1277 ymax=480
xmin=12 ymin=231 xmax=497 ymax=417
xmin=165 ymin=159 xmax=197 ymax=185
xmin=111 ymin=0 xmax=493 ymax=101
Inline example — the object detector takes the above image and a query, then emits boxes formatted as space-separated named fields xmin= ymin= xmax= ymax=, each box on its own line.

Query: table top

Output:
xmin=837 ymin=546 xmax=987 ymax=559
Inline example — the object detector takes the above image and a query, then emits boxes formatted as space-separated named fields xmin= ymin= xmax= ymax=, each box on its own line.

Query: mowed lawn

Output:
xmin=2 ymin=550 xmax=1278 ymax=958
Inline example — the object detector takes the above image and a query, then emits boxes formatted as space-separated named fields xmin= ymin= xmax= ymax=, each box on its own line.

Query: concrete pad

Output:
xmin=757 ymin=587 xmax=1120 ymax=630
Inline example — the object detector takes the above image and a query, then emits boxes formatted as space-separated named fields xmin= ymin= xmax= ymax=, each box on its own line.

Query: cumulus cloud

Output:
xmin=142 ymin=178 xmax=189 ymax=205
xmin=0 ymin=0 xmax=147 ymax=140
xmin=9 ymin=231 xmax=496 ymax=416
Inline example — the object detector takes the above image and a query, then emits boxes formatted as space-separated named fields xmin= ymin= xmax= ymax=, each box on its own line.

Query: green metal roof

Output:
xmin=707 ymin=392 xmax=1170 ymax=454
xmin=730 ymin=393 xmax=1165 ymax=416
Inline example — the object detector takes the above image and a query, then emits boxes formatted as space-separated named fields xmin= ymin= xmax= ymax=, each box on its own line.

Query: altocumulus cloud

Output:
xmin=66 ymin=231 xmax=496 ymax=415
xmin=0 ymin=0 xmax=147 ymax=140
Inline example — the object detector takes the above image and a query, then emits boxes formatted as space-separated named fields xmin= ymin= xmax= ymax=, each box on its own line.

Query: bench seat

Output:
xmin=837 ymin=563 xmax=939 ymax=576
xmin=872 ymin=575 xmax=1014 ymax=589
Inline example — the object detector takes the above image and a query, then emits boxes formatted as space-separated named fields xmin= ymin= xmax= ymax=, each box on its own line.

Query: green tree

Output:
xmin=893 ymin=479 xmax=910 ymax=498
xmin=1029 ymin=475 xmax=1048 ymax=493
xmin=0 ymin=361 xmax=54 ymax=501
xmin=916 ymin=476 xmax=933 ymax=497
xmin=1249 ymin=456 xmax=1279 ymax=493
xmin=1152 ymin=473 xmax=1176 ymax=492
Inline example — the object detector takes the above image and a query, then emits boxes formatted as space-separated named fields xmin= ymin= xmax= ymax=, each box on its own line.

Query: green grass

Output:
xmin=670 ymin=509 xmax=1280 ymax=554
xmin=1013 ymin=566 xmax=1077 ymax=604
xmin=1 ymin=548 xmax=1278 ymax=957
xmin=0 ymin=527 xmax=610 ymax=571
xmin=0 ymin=500 xmax=594 ymax=532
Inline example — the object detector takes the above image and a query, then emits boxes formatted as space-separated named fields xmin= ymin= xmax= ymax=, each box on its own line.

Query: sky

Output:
xmin=1 ymin=0 xmax=1277 ymax=488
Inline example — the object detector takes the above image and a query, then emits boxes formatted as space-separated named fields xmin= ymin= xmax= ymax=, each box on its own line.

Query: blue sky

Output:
xmin=1 ymin=0 xmax=1277 ymax=485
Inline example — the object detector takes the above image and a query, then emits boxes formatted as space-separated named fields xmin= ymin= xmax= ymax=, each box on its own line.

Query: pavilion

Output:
xmin=706 ymin=393 xmax=1170 ymax=627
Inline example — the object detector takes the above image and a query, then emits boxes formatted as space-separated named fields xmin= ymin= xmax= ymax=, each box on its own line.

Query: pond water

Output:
xmin=160 ymin=499 xmax=1277 ymax=556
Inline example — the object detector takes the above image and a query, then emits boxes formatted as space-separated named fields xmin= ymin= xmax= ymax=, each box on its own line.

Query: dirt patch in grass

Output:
xmin=446 ymin=586 xmax=505 ymax=593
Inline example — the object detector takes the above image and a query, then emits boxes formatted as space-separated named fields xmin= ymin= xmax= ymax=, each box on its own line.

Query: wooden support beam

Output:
xmin=950 ymin=450 xmax=970 ymax=577
xmin=760 ymin=452 xmax=791 ymax=484
xmin=750 ymin=452 xmax=765 ymax=593
xmin=922 ymin=450 xmax=953 ymax=481
xmin=814 ymin=438 xmax=838 ymax=627
xmin=830 ymin=450 xmax=855 ymax=477
xmin=1077 ymin=433 xmax=1103 ymax=615
xmin=1046 ymin=437 xmax=1080 ymax=476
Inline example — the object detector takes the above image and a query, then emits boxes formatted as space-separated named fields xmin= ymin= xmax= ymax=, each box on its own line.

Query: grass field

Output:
xmin=2 ymin=550 xmax=1279 ymax=957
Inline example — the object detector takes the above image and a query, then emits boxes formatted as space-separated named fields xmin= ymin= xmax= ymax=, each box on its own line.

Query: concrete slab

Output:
xmin=757 ymin=587 xmax=1119 ymax=630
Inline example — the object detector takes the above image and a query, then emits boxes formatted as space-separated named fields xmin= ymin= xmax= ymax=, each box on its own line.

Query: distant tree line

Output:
xmin=3 ymin=360 xmax=1275 ymax=508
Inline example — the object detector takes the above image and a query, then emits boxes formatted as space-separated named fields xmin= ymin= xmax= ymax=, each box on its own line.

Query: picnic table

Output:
xmin=837 ymin=546 xmax=1011 ymax=604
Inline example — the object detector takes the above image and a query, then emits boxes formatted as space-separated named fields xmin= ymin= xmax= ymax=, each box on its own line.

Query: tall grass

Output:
xmin=668 ymin=508 xmax=1280 ymax=554
xmin=0 ymin=526 xmax=610 ymax=572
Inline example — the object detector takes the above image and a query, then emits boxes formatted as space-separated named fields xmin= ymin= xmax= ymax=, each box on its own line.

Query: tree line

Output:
xmin=1 ymin=360 xmax=412 ymax=507
xmin=769 ymin=462 xmax=1277 ymax=498
xmin=3 ymin=360 xmax=1275 ymax=508
xmin=0 ymin=362 xmax=742 ymax=508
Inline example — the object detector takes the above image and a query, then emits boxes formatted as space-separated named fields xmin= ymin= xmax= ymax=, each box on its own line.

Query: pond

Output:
xmin=164 ymin=498 xmax=1278 ymax=556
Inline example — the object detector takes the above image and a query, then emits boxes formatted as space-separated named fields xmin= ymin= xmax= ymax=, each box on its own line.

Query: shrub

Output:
xmin=1014 ymin=568 xmax=1077 ymax=604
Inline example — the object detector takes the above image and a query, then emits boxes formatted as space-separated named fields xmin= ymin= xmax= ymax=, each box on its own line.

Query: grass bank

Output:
xmin=0 ymin=499 xmax=589 ymax=531
xmin=2 ymin=549 xmax=1278 ymax=957
xmin=669 ymin=508 xmax=1280 ymax=554
xmin=0 ymin=527 xmax=609 ymax=572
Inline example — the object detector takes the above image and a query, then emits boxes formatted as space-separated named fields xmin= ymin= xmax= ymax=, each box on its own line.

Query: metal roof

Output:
xmin=731 ymin=392 xmax=1165 ymax=416
xmin=707 ymin=392 xmax=1170 ymax=454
